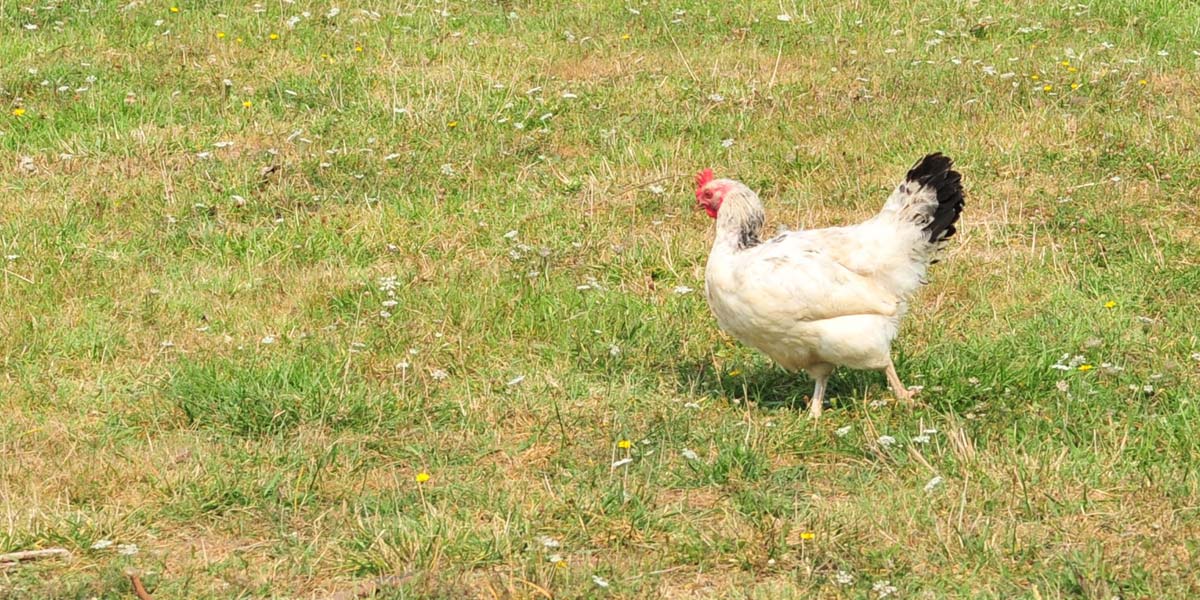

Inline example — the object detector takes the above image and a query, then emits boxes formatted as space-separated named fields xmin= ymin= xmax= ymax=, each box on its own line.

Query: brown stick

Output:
xmin=0 ymin=548 xmax=71 ymax=565
xmin=128 ymin=572 xmax=155 ymax=600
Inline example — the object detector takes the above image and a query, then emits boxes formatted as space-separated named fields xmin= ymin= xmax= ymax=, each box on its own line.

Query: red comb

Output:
xmin=695 ymin=168 xmax=714 ymax=199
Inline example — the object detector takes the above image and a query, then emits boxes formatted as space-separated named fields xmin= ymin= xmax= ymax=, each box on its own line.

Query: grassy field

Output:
xmin=3 ymin=0 xmax=1200 ymax=597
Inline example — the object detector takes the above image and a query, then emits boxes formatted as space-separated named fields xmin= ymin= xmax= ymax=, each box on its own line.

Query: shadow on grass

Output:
xmin=672 ymin=358 xmax=888 ymax=413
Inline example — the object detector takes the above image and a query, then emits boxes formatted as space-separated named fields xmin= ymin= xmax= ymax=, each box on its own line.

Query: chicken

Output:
xmin=696 ymin=153 xmax=964 ymax=418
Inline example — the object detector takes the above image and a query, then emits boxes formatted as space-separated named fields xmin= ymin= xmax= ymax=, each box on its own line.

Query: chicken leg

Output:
xmin=808 ymin=376 xmax=827 ymax=419
xmin=885 ymin=359 xmax=918 ymax=404
xmin=806 ymin=364 xmax=834 ymax=419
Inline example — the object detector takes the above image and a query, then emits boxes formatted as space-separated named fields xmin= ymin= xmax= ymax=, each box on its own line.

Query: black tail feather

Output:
xmin=907 ymin=153 xmax=964 ymax=243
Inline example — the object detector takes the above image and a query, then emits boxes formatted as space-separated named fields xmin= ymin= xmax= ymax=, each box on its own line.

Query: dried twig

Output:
xmin=0 ymin=547 xmax=71 ymax=569
xmin=610 ymin=172 xmax=686 ymax=199
xmin=2 ymin=268 xmax=35 ymax=285
xmin=512 ymin=577 xmax=553 ymax=599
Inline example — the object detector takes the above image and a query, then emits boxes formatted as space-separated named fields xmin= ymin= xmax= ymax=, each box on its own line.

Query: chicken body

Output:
xmin=697 ymin=154 xmax=964 ymax=418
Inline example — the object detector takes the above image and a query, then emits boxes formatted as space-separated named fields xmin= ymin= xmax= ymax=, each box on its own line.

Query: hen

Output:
xmin=696 ymin=154 xmax=964 ymax=418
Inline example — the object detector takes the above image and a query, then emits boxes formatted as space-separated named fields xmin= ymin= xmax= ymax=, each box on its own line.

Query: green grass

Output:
xmin=2 ymin=0 xmax=1200 ymax=598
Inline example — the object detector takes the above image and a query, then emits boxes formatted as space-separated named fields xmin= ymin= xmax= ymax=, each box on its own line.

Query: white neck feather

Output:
xmin=711 ymin=184 xmax=766 ymax=252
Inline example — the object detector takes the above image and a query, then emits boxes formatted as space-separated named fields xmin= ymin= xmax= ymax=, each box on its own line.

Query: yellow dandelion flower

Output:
xmin=355 ymin=46 xmax=363 ymax=53
xmin=617 ymin=439 xmax=632 ymax=449
xmin=1043 ymin=84 xmax=1053 ymax=92
xmin=1068 ymin=66 xmax=1077 ymax=73
xmin=170 ymin=6 xmax=180 ymax=13
xmin=729 ymin=369 xmax=742 ymax=377
xmin=236 ymin=37 xmax=244 ymax=43
xmin=800 ymin=532 xmax=816 ymax=540
xmin=621 ymin=33 xmax=631 ymax=40
xmin=415 ymin=471 xmax=430 ymax=483
xmin=217 ymin=31 xmax=226 ymax=39
xmin=242 ymin=100 xmax=253 ymax=108
xmin=269 ymin=32 xmax=280 ymax=40
xmin=1060 ymin=60 xmax=1070 ymax=67
xmin=447 ymin=120 xmax=458 ymax=128
xmin=1104 ymin=300 xmax=1116 ymax=308
xmin=1138 ymin=79 xmax=1148 ymax=86
xmin=1030 ymin=74 xmax=1040 ymax=81
xmin=1078 ymin=364 xmax=1094 ymax=372
xmin=1071 ymin=83 xmax=1080 ymax=90
xmin=11 ymin=108 xmax=25 ymax=117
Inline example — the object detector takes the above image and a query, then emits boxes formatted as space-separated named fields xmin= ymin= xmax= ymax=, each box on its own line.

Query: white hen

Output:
xmin=696 ymin=154 xmax=965 ymax=418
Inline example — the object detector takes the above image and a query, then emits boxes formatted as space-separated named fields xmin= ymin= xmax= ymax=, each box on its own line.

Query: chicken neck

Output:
xmin=712 ymin=188 xmax=766 ymax=252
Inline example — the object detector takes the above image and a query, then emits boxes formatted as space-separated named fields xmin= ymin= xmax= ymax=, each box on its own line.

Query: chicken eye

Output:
xmin=703 ymin=190 xmax=713 ymax=200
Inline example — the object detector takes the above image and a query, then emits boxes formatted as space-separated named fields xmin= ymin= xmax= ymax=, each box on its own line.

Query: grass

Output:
xmin=2 ymin=0 xmax=1199 ymax=597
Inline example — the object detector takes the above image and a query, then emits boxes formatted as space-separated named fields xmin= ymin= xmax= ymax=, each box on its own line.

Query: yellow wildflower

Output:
xmin=269 ymin=32 xmax=279 ymax=40
xmin=170 ymin=6 xmax=180 ymax=13
xmin=1078 ymin=364 xmax=1094 ymax=372
xmin=617 ymin=439 xmax=631 ymax=449
xmin=800 ymin=532 xmax=815 ymax=540
xmin=1071 ymin=83 xmax=1080 ymax=90
xmin=1030 ymin=74 xmax=1039 ymax=81
xmin=1138 ymin=79 xmax=1148 ymax=86
xmin=729 ymin=369 xmax=742 ymax=377
xmin=447 ymin=120 xmax=458 ymax=128
xmin=1104 ymin=300 xmax=1116 ymax=308
xmin=355 ymin=46 xmax=363 ymax=53
xmin=1043 ymin=84 xmax=1053 ymax=92
xmin=11 ymin=108 xmax=25 ymax=117
xmin=217 ymin=31 xmax=226 ymax=39
xmin=242 ymin=100 xmax=253 ymax=108
xmin=1068 ymin=66 xmax=1077 ymax=73
xmin=1060 ymin=60 xmax=1070 ymax=67
xmin=621 ymin=33 xmax=631 ymax=40
xmin=415 ymin=471 xmax=430 ymax=483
